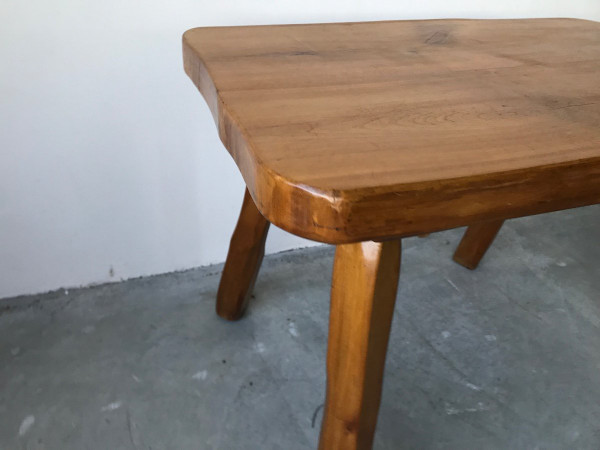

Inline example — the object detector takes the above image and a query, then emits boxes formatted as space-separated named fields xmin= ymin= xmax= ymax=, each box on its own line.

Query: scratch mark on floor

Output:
xmin=288 ymin=321 xmax=299 ymax=337
xmin=465 ymin=382 xmax=482 ymax=391
xmin=101 ymin=401 xmax=122 ymax=412
xmin=446 ymin=401 xmax=489 ymax=415
xmin=18 ymin=415 xmax=35 ymax=436
xmin=192 ymin=370 xmax=208 ymax=381
xmin=445 ymin=277 xmax=460 ymax=292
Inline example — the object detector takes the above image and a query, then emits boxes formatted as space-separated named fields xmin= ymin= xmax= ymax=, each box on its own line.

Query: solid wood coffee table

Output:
xmin=183 ymin=18 xmax=600 ymax=449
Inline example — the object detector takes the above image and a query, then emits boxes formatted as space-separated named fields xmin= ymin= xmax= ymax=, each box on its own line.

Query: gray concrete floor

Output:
xmin=1 ymin=206 xmax=600 ymax=449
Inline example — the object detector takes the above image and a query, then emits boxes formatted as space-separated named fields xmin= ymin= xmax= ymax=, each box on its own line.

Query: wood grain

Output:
xmin=319 ymin=240 xmax=401 ymax=450
xmin=216 ymin=189 xmax=270 ymax=320
xmin=453 ymin=220 xmax=504 ymax=269
xmin=184 ymin=19 xmax=600 ymax=244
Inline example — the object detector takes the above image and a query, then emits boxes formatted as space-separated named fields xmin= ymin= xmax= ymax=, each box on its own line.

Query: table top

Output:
xmin=183 ymin=18 xmax=600 ymax=244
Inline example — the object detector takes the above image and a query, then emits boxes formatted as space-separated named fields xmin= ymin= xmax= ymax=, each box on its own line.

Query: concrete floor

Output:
xmin=1 ymin=206 xmax=599 ymax=449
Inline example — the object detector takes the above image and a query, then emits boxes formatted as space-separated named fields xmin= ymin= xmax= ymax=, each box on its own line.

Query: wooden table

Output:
xmin=183 ymin=18 xmax=600 ymax=449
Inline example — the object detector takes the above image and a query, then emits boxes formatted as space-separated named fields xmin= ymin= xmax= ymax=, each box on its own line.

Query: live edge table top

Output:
xmin=183 ymin=18 xmax=600 ymax=244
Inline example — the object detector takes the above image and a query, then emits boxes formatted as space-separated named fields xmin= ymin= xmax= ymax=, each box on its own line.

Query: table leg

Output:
xmin=453 ymin=220 xmax=504 ymax=270
xmin=216 ymin=188 xmax=270 ymax=320
xmin=319 ymin=240 xmax=402 ymax=450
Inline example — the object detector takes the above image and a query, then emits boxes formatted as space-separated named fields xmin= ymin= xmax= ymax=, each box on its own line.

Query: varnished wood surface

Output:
xmin=216 ymin=189 xmax=270 ymax=320
xmin=453 ymin=220 xmax=504 ymax=270
xmin=319 ymin=240 xmax=401 ymax=450
xmin=184 ymin=18 xmax=600 ymax=244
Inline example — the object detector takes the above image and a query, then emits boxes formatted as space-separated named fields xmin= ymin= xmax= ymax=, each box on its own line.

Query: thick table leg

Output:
xmin=319 ymin=240 xmax=402 ymax=450
xmin=216 ymin=189 xmax=270 ymax=320
xmin=453 ymin=220 xmax=504 ymax=270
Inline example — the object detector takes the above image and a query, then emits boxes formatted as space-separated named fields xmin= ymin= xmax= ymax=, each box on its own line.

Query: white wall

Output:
xmin=1 ymin=1 xmax=599 ymax=299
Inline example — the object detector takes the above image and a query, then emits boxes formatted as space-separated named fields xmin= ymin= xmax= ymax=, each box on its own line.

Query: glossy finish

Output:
xmin=183 ymin=18 xmax=600 ymax=244
xmin=453 ymin=220 xmax=505 ymax=270
xmin=216 ymin=189 xmax=270 ymax=320
xmin=319 ymin=240 xmax=402 ymax=450
xmin=184 ymin=18 xmax=600 ymax=450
